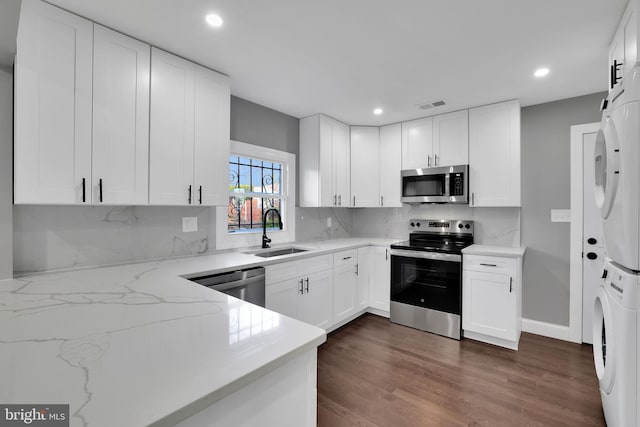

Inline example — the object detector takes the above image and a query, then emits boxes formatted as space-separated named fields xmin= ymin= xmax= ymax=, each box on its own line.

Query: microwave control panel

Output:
xmin=450 ymin=172 xmax=465 ymax=196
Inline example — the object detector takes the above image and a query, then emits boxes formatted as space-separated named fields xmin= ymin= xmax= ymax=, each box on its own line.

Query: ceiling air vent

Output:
xmin=417 ymin=99 xmax=447 ymax=110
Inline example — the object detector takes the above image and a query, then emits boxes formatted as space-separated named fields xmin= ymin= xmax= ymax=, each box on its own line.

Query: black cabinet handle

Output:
xmin=509 ymin=277 xmax=513 ymax=293
xmin=587 ymin=238 xmax=597 ymax=245
xmin=188 ymin=185 xmax=192 ymax=204
xmin=480 ymin=263 xmax=497 ymax=267
xmin=587 ymin=252 xmax=598 ymax=260
xmin=198 ymin=185 xmax=202 ymax=204
xmin=98 ymin=178 xmax=103 ymax=203
xmin=82 ymin=178 xmax=86 ymax=203
xmin=305 ymin=277 xmax=309 ymax=293
xmin=602 ymin=269 xmax=608 ymax=279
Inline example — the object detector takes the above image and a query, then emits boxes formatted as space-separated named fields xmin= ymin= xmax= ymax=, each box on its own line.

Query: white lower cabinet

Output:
xmin=462 ymin=250 xmax=524 ymax=350
xmin=265 ymin=255 xmax=333 ymax=329
xmin=356 ymin=247 xmax=370 ymax=311
xmin=333 ymin=250 xmax=359 ymax=324
xmin=368 ymin=246 xmax=391 ymax=315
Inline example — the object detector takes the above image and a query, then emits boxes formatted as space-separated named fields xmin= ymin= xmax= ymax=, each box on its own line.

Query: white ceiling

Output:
xmin=2 ymin=0 xmax=628 ymax=124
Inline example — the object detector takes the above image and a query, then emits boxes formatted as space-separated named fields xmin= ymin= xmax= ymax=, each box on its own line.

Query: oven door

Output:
xmin=390 ymin=249 xmax=462 ymax=315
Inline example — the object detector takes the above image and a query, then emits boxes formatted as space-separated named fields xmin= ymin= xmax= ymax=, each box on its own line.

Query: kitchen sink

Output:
xmin=248 ymin=247 xmax=309 ymax=258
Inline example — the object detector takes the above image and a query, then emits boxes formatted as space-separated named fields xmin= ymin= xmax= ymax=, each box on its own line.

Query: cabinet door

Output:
xmin=266 ymin=278 xmax=303 ymax=322
xmin=14 ymin=0 xmax=93 ymax=204
xmin=332 ymin=119 xmax=351 ymax=207
xmin=333 ymin=263 xmax=358 ymax=324
xmin=350 ymin=126 xmax=380 ymax=207
xmin=432 ymin=110 xmax=468 ymax=167
xmin=149 ymin=48 xmax=195 ymax=205
xmin=92 ymin=25 xmax=150 ymax=205
xmin=468 ymin=100 xmax=521 ymax=207
xmin=318 ymin=115 xmax=335 ymax=207
xmin=193 ymin=65 xmax=230 ymax=206
xmin=304 ymin=270 xmax=333 ymax=329
xmin=401 ymin=117 xmax=433 ymax=170
xmin=462 ymin=270 xmax=516 ymax=341
xmin=356 ymin=247 xmax=371 ymax=311
xmin=379 ymin=123 xmax=402 ymax=207
xmin=369 ymin=247 xmax=390 ymax=313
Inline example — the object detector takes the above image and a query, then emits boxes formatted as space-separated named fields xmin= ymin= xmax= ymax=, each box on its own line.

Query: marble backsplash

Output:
xmin=13 ymin=205 xmax=213 ymax=274
xmin=351 ymin=205 xmax=521 ymax=247
xmin=13 ymin=205 xmax=354 ymax=274
xmin=13 ymin=204 xmax=517 ymax=274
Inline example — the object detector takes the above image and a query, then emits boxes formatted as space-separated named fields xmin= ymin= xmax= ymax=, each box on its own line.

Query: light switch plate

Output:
xmin=182 ymin=217 xmax=198 ymax=232
xmin=327 ymin=217 xmax=332 ymax=228
xmin=551 ymin=209 xmax=571 ymax=223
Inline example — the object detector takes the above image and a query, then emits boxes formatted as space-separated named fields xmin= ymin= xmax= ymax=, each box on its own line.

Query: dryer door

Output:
xmin=594 ymin=114 xmax=620 ymax=220
xmin=593 ymin=287 xmax=616 ymax=393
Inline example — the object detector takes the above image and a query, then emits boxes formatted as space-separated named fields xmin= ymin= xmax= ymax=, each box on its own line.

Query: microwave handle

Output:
xmin=444 ymin=171 xmax=450 ymax=198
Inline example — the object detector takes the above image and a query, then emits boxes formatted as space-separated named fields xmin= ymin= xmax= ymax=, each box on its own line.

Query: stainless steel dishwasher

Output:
xmin=189 ymin=267 xmax=265 ymax=307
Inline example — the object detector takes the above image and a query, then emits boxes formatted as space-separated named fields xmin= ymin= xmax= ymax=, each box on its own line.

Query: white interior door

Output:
xmin=582 ymin=132 xmax=606 ymax=343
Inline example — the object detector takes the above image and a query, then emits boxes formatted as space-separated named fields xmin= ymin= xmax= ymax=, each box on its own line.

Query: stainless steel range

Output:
xmin=390 ymin=219 xmax=474 ymax=340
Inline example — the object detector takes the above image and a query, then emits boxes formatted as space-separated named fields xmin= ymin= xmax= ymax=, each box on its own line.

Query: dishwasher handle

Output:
xmin=205 ymin=274 xmax=265 ymax=292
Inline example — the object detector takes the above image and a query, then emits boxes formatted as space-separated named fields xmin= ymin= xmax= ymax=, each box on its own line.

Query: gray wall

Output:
xmin=521 ymin=92 xmax=606 ymax=326
xmin=230 ymin=96 xmax=299 ymax=154
xmin=0 ymin=68 xmax=12 ymax=279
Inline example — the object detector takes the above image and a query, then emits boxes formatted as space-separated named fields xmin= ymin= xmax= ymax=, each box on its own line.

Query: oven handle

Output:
xmin=389 ymin=249 xmax=461 ymax=263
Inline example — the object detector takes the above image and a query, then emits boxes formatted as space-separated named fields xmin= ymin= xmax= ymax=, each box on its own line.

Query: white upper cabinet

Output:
xmin=149 ymin=48 xmax=230 ymax=206
xmin=401 ymin=117 xmax=433 ymax=170
xmin=193 ymin=65 xmax=231 ymax=206
xmin=149 ymin=49 xmax=195 ymax=205
xmin=401 ymin=111 xmax=468 ymax=170
xmin=14 ymin=0 xmax=93 ymax=204
xmin=608 ymin=0 xmax=638 ymax=94
xmin=300 ymin=114 xmax=350 ymax=207
xmin=350 ymin=126 xmax=380 ymax=207
xmin=379 ymin=123 xmax=402 ymax=207
xmin=468 ymin=100 xmax=521 ymax=207
xmin=92 ymin=25 xmax=150 ymax=205
xmin=432 ymin=110 xmax=469 ymax=167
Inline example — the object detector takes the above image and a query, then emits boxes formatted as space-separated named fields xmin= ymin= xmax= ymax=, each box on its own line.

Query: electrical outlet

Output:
xmin=182 ymin=217 xmax=198 ymax=232
xmin=327 ymin=217 xmax=332 ymax=228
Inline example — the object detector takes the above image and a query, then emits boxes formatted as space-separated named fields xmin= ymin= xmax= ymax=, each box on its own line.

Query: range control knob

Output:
xmin=458 ymin=224 xmax=464 ymax=229
xmin=416 ymin=222 xmax=421 ymax=227
xmin=465 ymin=224 xmax=471 ymax=229
xmin=410 ymin=222 xmax=415 ymax=227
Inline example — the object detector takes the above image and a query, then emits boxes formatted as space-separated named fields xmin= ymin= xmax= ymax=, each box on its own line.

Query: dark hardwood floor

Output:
xmin=317 ymin=314 xmax=605 ymax=427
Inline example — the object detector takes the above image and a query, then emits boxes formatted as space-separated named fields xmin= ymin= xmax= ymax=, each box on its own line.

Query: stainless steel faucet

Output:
xmin=262 ymin=208 xmax=283 ymax=248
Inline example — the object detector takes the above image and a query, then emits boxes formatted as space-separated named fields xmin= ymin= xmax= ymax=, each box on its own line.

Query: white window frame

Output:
xmin=216 ymin=140 xmax=296 ymax=250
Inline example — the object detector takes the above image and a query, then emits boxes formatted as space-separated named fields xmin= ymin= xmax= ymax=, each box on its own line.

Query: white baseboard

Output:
xmin=521 ymin=318 xmax=570 ymax=342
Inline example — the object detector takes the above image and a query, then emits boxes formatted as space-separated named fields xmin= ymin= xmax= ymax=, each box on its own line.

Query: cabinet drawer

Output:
xmin=463 ymin=255 xmax=516 ymax=275
xmin=334 ymin=249 xmax=358 ymax=267
xmin=266 ymin=260 xmax=299 ymax=285
xmin=303 ymin=254 xmax=333 ymax=275
xmin=266 ymin=254 xmax=333 ymax=285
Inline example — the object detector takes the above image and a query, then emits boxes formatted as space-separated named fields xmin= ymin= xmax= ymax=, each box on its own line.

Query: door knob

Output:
xmin=586 ymin=252 xmax=598 ymax=260
xmin=587 ymin=238 xmax=597 ymax=245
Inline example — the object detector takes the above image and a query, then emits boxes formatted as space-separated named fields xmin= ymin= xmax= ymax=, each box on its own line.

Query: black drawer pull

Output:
xmin=480 ymin=263 xmax=497 ymax=267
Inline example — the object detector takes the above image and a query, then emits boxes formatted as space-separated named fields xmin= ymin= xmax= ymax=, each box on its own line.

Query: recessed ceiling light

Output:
xmin=205 ymin=13 xmax=224 ymax=28
xmin=373 ymin=108 xmax=383 ymax=115
xmin=534 ymin=67 xmax=550 ymax=78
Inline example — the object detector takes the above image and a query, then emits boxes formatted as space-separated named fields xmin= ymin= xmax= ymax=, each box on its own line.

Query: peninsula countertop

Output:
xmin=0 ymin=237 xmax=396 ymax=426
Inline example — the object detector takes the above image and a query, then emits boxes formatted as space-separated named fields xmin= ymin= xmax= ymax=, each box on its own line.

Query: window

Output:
xmin=216 ymin=141 xmax=296 ymax=249
xmin=227 ymin=156 xmax=283 ymax=233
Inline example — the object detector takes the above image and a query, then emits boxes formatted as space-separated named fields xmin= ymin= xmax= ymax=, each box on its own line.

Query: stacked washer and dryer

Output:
xmin=592 ymin=9 xmax=640 ymax=424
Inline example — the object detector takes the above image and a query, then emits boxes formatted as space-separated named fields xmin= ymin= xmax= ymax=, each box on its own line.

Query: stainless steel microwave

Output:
xmin=401 ymin=164 xmax=468 ymax=204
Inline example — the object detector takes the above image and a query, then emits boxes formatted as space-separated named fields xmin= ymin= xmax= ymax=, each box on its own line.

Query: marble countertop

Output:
xmin=0 ymin=237 xmax=396 ymax=426
xmin=462 ymin=244 xmax=526 ymax=258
